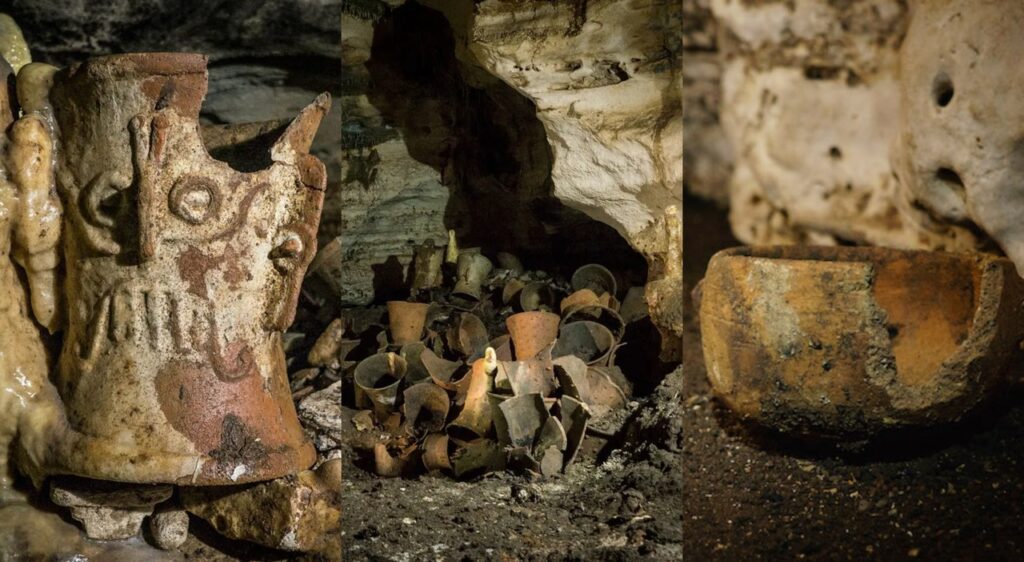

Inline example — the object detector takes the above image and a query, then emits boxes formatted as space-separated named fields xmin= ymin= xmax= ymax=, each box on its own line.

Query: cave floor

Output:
xmin=682 ymin=197 xmax=1024 ymax=560
xmin=340 ymin=379 xmax=684 ymax=560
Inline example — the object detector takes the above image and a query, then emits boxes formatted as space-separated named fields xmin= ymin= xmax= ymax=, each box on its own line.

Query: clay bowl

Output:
xmin=552 ymin=320 xmax=616 ymax=366
xmin=698 ymin=245 xmax=1024 ymax=438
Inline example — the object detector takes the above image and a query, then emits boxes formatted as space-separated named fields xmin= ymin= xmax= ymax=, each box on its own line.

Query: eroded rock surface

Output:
xmin=696 ymin=0 xmax=1012 ymax=260
xmin=182 ymin=469 xmax=341 ymax=556
xmin=342 ymin=1 xmax=682 ymax=357
xmin=893 ymin=0 xmax=1024 ymax=274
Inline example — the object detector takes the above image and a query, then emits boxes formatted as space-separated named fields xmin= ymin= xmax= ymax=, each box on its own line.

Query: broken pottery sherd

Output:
xmin=44 ymin=53 xmax=328 ymax=484
xmin=539 ymin=446 xmax=564 ymax=477
xmin=560 ymin=288 xmax=601 ymax=315
xmin=354 ymin=352 xmax=408 ymax=422
xmin=535 ymin=415 xmax=567 ymax=456
xmin=487 ymin=390 xmax=513 ymax=446
xmin=420 ymin=347 xmax=471 ymax=397
xmin=452 ymin=249 xmax=493 ymax=301
xmin=489 ymin=334 xmax=514 ymax=361
xmin=399 ymin=341 xmax=431 ymax=383
xmin=698 ymin=246 xmax=1024 ymax=438
xmin=448 ymin=311 xmax=490 ymax=360
xmin=422 ymin=433 xmax=453 ymax=472
xmin=559 ymin=396 xmax=590 ymax=470
xmin=449 ymin=438 xmax=506 ymax=478
xmin=497 ymin=394 xmax=551 ymax=450
xmin=552 ymin=320 xmax=616 ymax=366
xmin=449 ymin=349 xmax=499 ymax=439
xmin=387 ymin=301 xmax=430 ymax=345
xmin=618 ymin=286 xmax=649 ymax=324
xmin=571 ymin=263 xmax=617 ymax=297
xmin=506 ymin=310 xmax=560 ymax=361
xmin=554 ymin=356 xmax=627 ymax=419
xmin=501 ymin=357 xmax=557 ymax=397
xmin=561 ymin=304 xmax=626 ymax=340
xmin=402 ymin=382 xmax=450 ymax=438
xmin=502 ymin=278 xmax=526 ymax=305
xmin=519 ymin=281 xmax=557 ymax=312
xmin=373 ymin=442 xmax=419 ymax=478
xmin=411 ymin=238 xmax=444 ymax=292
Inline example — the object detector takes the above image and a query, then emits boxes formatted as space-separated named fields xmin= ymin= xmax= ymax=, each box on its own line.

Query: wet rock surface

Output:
xmin=683 ymin=197 xmax=1024 ymax=560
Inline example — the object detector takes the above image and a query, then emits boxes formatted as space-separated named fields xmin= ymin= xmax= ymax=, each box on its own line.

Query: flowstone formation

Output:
xmin=0 ymin=15 xmax=339 ymax=557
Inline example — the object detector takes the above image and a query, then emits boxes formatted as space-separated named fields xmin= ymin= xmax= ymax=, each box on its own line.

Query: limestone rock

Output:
xmin=708 ymin=0 xmax=986 ymax=253
xmin=635 ymin=206 xmax=683 ymax=361
xmin=299 ymin=381 xmax=343 ymax=451
xmin=433 ymin=0 xmax=683 ymax=244
xmin=182 ymin=470 xmax=341 ymax=555
xmin=148 ymin=509 xmax=189 ymax=550
xmin=893 ymin=0 xmax=1024 ymax=275
xmin=49 ymin=479 xmax=172 ymax=541
xmin=683 ymin=0 xmax=732 ymax=205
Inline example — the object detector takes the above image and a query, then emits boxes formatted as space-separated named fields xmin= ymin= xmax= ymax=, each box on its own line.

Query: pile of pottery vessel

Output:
xmin=343 ymin=235 xmax=634 ymax=478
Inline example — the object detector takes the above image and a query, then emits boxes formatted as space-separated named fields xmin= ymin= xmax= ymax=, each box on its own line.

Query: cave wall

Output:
xmin=340 ymin=0 xmax=682 ymax=354
xmin=427 ymin=0 xmax=683 ymax=244
xmin=688 ymin=0 xmax=994 ymax=257
xmin=4 ymin=0 xmax=343 ymax=245
xmin=341 ymin=0 xmax=671 ymax=307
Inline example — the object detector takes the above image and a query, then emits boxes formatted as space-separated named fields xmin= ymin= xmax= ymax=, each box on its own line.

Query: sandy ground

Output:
xmin=341 ymin=366 xmax=684 ymax=561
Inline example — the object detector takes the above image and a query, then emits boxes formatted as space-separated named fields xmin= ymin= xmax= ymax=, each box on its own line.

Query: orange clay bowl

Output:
xmin=697 ymin=246 xmax=1024 ymax=438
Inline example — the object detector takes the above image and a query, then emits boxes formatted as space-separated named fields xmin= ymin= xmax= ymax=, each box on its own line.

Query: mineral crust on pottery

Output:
xmin=31 ymin=53 xmax=330 ymax=485
xmin=698 ymin=246 xmax=1024 ymax=438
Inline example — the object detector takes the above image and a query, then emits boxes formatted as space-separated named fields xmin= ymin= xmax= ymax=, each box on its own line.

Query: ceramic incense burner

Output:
xmin=38 ymin=53 xmax=329 ymax=485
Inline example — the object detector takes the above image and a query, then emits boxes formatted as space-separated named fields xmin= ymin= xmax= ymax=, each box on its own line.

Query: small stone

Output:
xmin=308 ymin=318 xmax=346 ymax=369
xmin=67 ymin=506 xmax=149 ymax=541
xmin=182 ymin=470 xmax=339 ymax=555
xmin=149 ymin=509 xmax=189 ymax=550
xmin=316 ymin=457 xmax=342 ymax=492
xmin=49 ymin=479 xmax=172 ymax=541
xmin=298 ymin=381 xmax=342 ymax=451
xmin=618 ymin=489 xmax=646 ymax=517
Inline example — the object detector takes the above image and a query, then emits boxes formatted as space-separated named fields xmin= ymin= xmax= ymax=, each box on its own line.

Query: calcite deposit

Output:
xmin=0 ymin=21 xmax=62 ymax=499
xmin=893 ymin=0 xmax=1024 ymax=275
xmin=697 ymin=0 xmax=1024 ymax=264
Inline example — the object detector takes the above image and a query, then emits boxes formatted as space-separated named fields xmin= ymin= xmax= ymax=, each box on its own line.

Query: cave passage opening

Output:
xmin=359 ymin=1 xmax=663 ymax=394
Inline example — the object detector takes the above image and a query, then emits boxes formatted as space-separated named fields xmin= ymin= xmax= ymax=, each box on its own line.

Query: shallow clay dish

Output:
xmin=698 ymin=246 xmax=1024 ymax=438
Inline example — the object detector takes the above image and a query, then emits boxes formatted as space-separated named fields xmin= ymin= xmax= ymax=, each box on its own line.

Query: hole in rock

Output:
xmin=933 ymin=72 xmax=955 ymax=107
xmin=935 ymin=167 xmax=964 ymax=191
